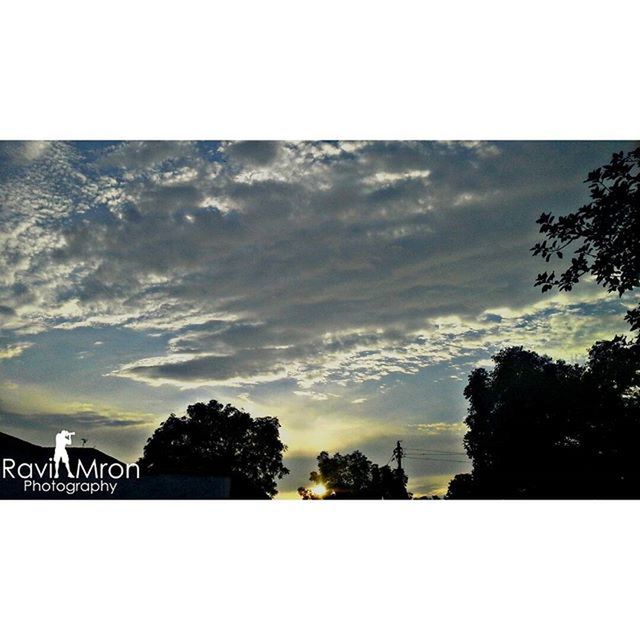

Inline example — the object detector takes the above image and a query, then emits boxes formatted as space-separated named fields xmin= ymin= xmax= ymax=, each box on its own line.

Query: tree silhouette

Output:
xmin=449 ymin=144 xmax=640 ymax=498
xmin=447 ymin=339 xmax=640 ymax=498
xmin=139 ymin=399 xmax=289 ymax=498
xmin=532 ymin=145 xmax=640 ymax=331
xmin=299 ymin=450 xmax=409 ymax=499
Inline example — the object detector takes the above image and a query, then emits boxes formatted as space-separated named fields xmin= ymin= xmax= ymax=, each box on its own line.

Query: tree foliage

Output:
xmin=532 ymin=146 xmax=640 ymax=330
xmin=299 ymin=450 xmax=410 ymax=499
xmin=447 ymin=339 xmax=640 ymax=498
xmin=139 ymin=399 xmax=289 ymax=498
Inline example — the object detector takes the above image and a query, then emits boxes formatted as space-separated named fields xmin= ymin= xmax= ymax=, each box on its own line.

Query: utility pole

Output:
xmin=393 ymin=440 xmax=403 ymax=472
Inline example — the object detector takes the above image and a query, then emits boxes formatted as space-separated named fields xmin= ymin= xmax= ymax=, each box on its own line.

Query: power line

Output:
xmin=405 ymin=452 xmax=467 ymax=457
xmin=404 ymin=448 xmax=467 ymax=455
xmin=379 ymin=442 xmax=470 ymax=474
xmin=404 ymin=454 xmax=467 ymax=458
xmin=403 ymin=455 xmax=469 ymax=463
xmin=404 ymin=453 xmax=467 ymax=458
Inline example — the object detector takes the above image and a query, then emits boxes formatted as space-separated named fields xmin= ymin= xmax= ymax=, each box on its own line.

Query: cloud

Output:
xmin=1 ymin=140 xmax=633 ymax=398
xmin=109 ymin=293 xmax=631 ymax=389
xmin=0 ymin=141 xmax=53 ymax=165
xmin=223 ymin=141 xmax=281 ymax=167
xmin=0 ymin=403 xmax=147 ymax=430
xmin=0 ymin=342 xmax=33 ymax=359
xmin=96 ymin=141 xmax=196 ymax=171
xmin=413 ymin=421 xmax=466 ymax=436
xmin=408 ymin=474 xmax=460 ymax=497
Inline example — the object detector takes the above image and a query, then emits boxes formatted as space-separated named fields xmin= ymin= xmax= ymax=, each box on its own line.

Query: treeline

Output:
xmin=447 ymin=338 xmax=640 ymax=498
xmin=449 ymin=145 xmax=640 ymax=498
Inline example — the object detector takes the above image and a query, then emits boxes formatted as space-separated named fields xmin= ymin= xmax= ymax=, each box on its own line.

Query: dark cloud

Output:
xmin=224 ymin=141 xmax=281 ymax=167
xmin=0 ymin=401 xmax=153 ymax=462
xmin=96 ymin=141 xmax=197 ymax=170
xmin=0 ymin=405 xmax=144 ymax=430
xmin=1 ymin=140 xmax=633 ymax=390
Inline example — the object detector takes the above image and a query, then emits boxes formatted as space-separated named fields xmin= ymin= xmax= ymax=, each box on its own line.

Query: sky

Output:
xmin=0 ymin=140 xmax=636 ymax=498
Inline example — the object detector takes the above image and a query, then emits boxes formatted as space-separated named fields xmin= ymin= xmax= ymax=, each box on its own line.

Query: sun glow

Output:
xmin=311 ymin=483 xmax=328 ymax=498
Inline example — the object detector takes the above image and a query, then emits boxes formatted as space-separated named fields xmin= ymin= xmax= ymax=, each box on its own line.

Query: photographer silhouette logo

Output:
xmin=53 ymin=429 xmax=75 ymax=479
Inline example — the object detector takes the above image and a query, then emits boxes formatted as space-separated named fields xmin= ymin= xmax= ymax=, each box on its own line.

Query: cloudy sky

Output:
xmin=0 ymin=140 xmax=635 ymax=497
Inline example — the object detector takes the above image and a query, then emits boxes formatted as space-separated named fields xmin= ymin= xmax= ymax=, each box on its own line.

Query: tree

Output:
xmin=139 ymin=399 xmax=289 ymax=498
xmin=299 ymin=450 xmax=410 ymax=499
xmin=446 ymin=339 xmax=640 ymax=499
xmin=532 ymin=146 xmax=640 ymax=331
